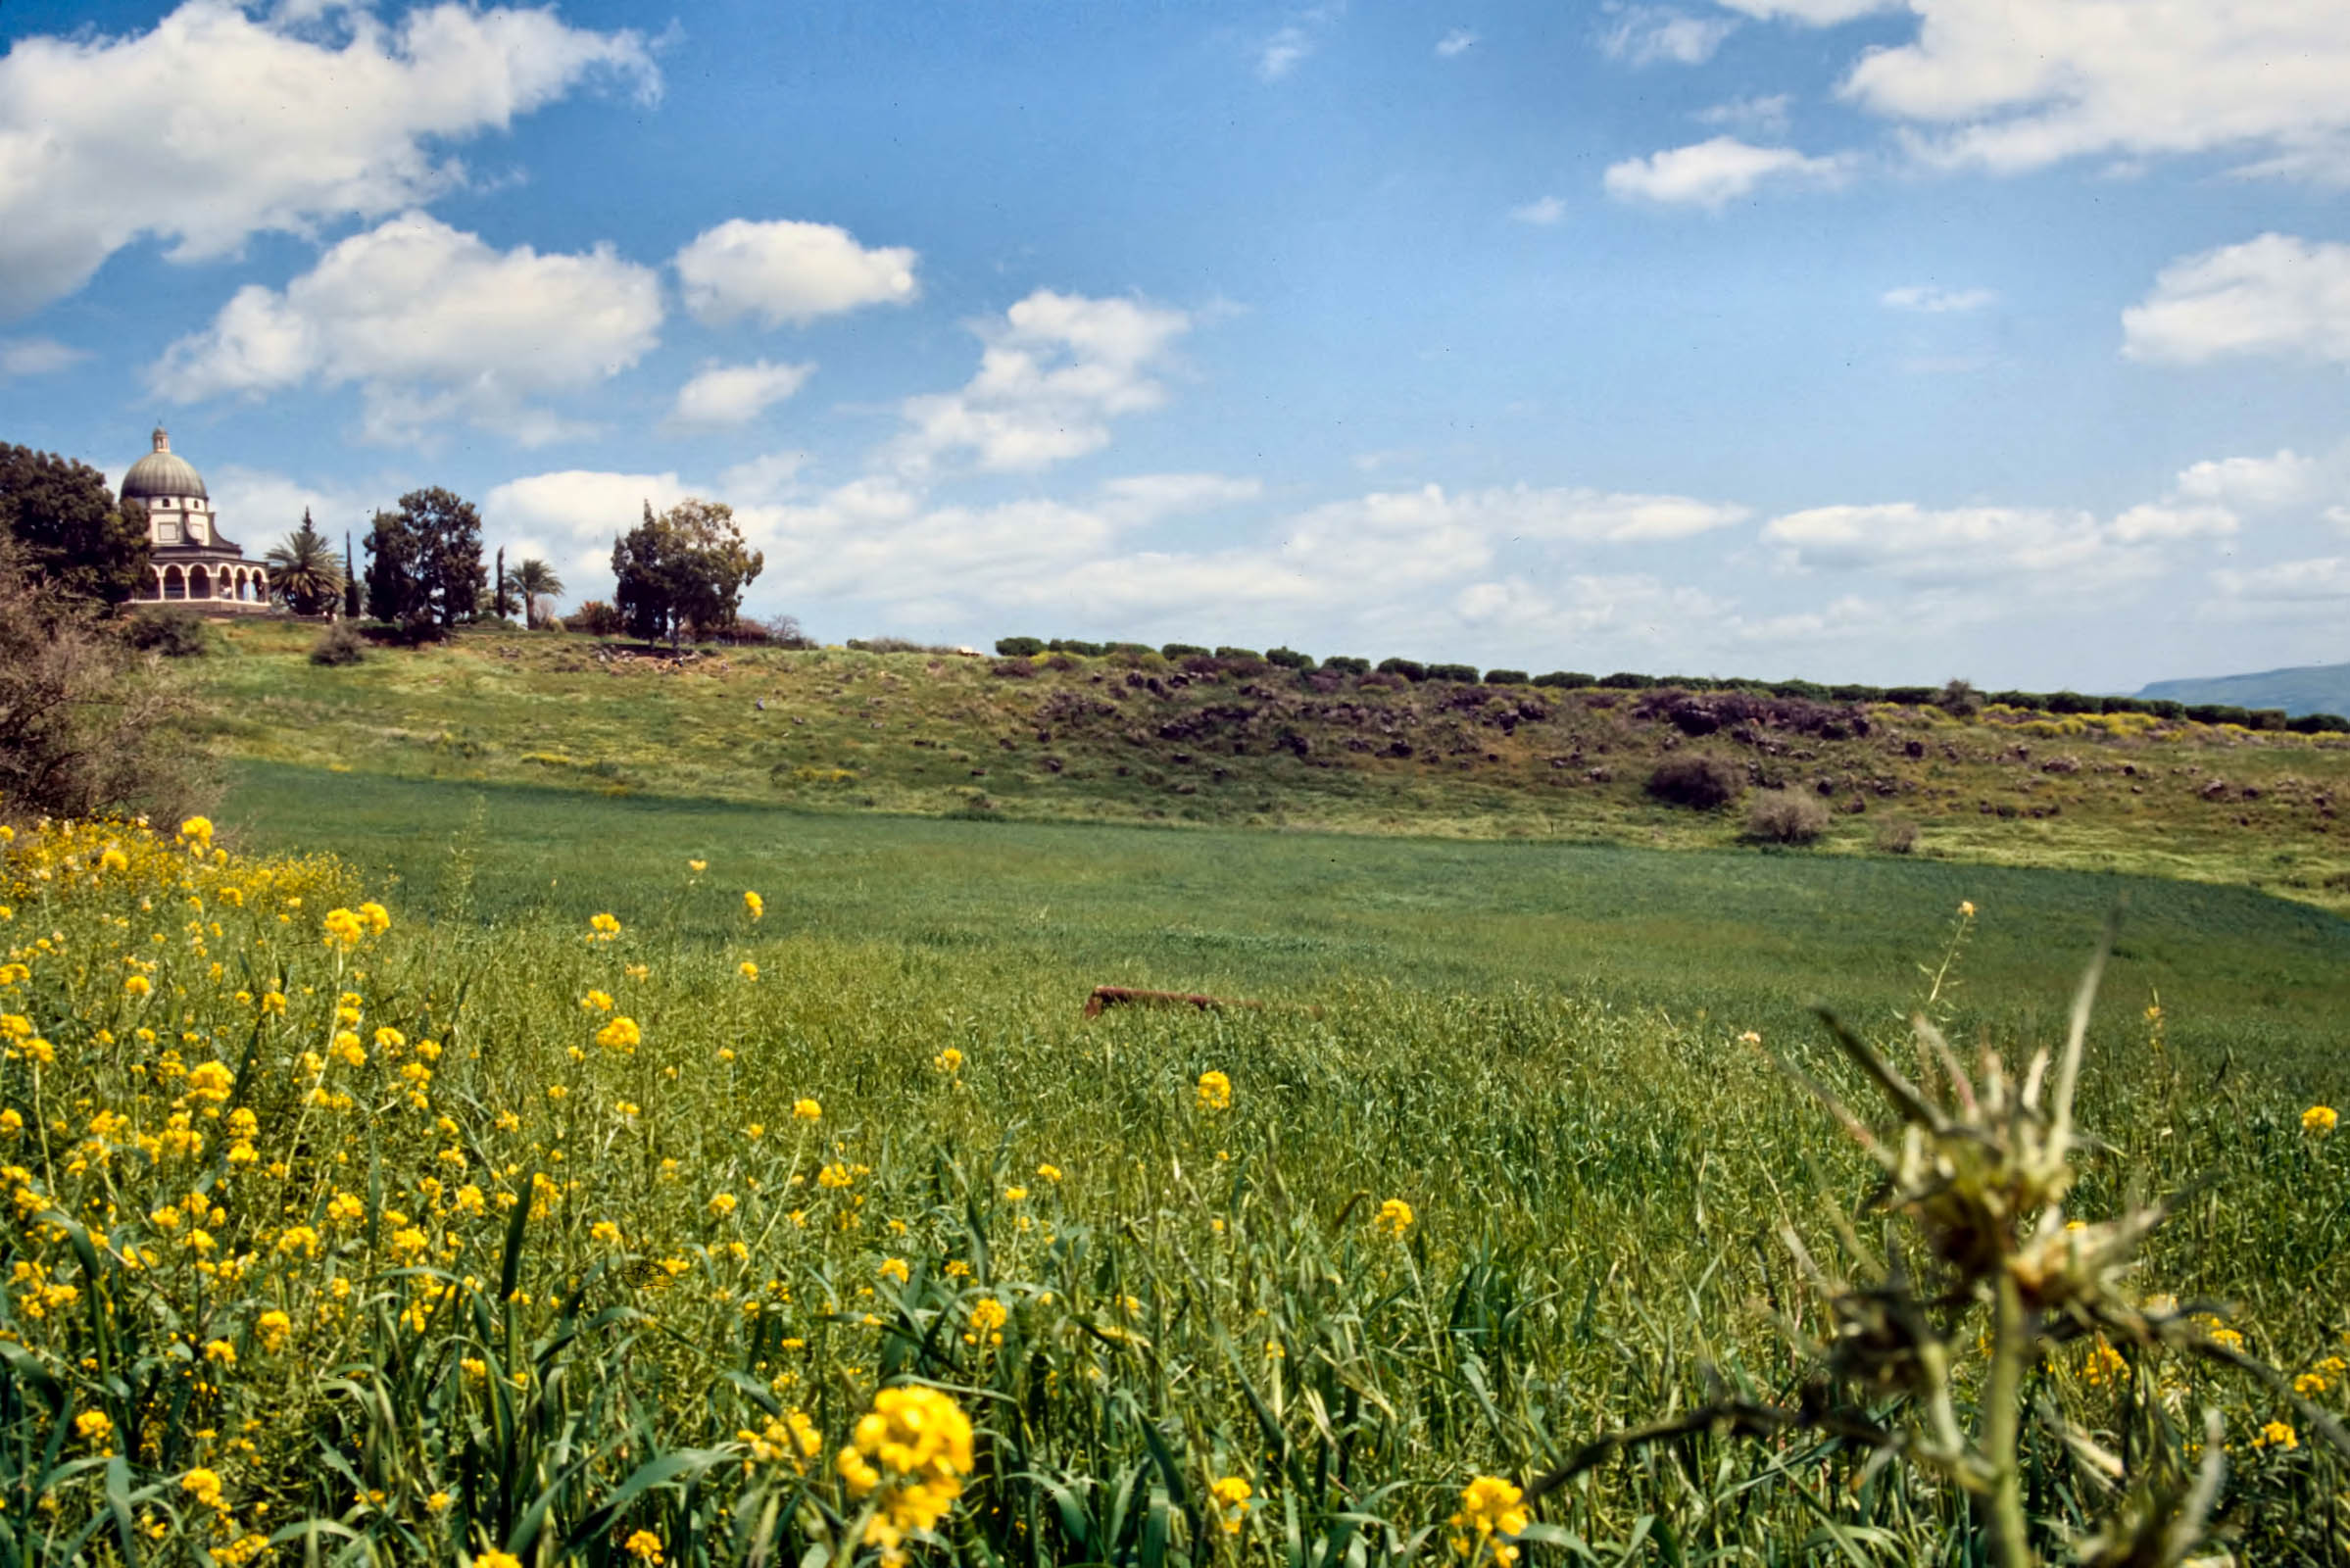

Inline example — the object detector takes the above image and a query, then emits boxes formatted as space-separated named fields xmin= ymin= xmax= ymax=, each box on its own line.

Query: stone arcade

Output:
xmin=124 ymin=427 xmax=270 ymax=611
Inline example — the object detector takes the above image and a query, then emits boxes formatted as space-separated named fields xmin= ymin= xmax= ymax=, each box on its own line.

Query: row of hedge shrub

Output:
xmin=984 ymin=637 xmax=2350 ymax=730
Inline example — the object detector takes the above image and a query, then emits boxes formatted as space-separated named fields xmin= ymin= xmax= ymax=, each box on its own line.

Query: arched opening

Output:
xmin=188 ymin=565 xmax=211 ymax=599
xmin=238 ymin=570 xmax=253 ymax=602
xmin=163 ymin=565 xmax=185 ymax=601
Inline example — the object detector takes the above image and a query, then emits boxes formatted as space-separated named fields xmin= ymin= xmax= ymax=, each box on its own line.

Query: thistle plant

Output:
xmin=1531 ymin=916 xmax=2348 ymax=1566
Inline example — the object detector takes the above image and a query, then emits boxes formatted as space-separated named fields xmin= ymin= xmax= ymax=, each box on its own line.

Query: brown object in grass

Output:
xmin=1082 ymin=985 xmax=1264 ymax=1019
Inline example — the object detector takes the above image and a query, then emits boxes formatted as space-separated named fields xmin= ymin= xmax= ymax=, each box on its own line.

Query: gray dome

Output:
xmin=122 ymin=428 xmax=207 ymax=501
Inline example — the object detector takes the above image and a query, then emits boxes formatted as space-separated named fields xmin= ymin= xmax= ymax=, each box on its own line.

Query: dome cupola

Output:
xmin=122 ymin=426 xmax=208 ymax=502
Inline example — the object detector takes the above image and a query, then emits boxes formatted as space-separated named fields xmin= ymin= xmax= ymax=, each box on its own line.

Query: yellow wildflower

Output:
xmin=1196 ymin=1070 xmax=1233 ymax=1111
xmin=596 ymin=1016 xmax=641 ymax=1052
xmin=1208 ymin=1475 xmax=1252 ymax=1535
xmin=744 ymin=890 xmax=763 ymax=919
xmin=2304 ymin=1105 xmax=2338 ymax=1135
xmin=740 ymin=960 xmax=759 ymax=981
xmin=1447 ymin=1475 xmax=1530 ymax=1567
xmin=793 ymin=1098 xmax=821 ymax=1121
xmin=1372 ymin=1198 xmax=1414 ymax=1240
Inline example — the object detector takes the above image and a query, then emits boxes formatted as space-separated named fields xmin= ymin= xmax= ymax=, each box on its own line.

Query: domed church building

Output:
xmin=124 ymin=427 xmax=271 ymax=610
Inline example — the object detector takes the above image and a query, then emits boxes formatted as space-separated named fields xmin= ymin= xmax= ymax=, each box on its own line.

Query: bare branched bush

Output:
xmin=1744 ymin=786 xmax=1830 ymax=843
xmin=309 ymin=621 xmax=367 ymax=666
xmin=0 ymin=536 xmax=215 ymax=824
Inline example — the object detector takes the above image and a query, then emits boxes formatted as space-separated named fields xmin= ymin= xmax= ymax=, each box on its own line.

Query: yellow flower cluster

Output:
xmin=1196 ymin=1070 xmax=1233 ymax=1112
xmin=1373 ymin=1198 xmax=1414 ymax=1240
xmin=1447 ymin=1476 xmax=1531 ymax=1567
xmin=835 ymin=1386 xmax=974 ymax=1566
xmin=2304 ymin=1104 xmax=2337 ymax=1135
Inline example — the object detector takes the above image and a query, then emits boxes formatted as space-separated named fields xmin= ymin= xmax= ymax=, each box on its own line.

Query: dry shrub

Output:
xmin=1644 ymin=754 xmax=1742 ymax=810
xmin=1875 ymin=816 xmax=1920 ymax=854
xmin=1745 ymin=787 xmax=1831 ymax=844
xmin=0 ymin=535 xmax=215 ymax=824
xmin=310 ymin=621 xmax=366 ymax=666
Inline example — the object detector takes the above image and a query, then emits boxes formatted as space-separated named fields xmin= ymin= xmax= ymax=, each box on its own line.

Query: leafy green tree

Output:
xmin=612 ymin=498 xmax=763 ymax=644
xmin=265 ymin=510 xmax=343 ymax=616
xmin=514 ymin=558 xmax=564 ymax=628
xmin=367 ymin=489 xmax=485 ymax=628
xmin=363 ymin=510 xmax=418 ymax=623
xmin=0 ymin=442 xmax=152 ymax=605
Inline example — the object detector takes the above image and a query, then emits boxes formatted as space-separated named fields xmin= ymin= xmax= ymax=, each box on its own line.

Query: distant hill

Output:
xmin=2138 ymin=662 xmax=2350 ymax=717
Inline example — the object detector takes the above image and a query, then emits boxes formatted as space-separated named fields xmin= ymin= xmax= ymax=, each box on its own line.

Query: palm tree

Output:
xmin=266 ymin=511 xmax=344 ymax=616
xmin=514 ymin=558 xmax=564 ymax=629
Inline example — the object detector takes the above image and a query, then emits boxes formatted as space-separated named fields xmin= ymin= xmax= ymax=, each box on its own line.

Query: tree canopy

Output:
xmin=366 ymin=487 xmax=483 ymax=627
xmin=0 ymin=442 xmax=151 ymax=605
xmin=612 ymin=498 xmax=763 ymax=643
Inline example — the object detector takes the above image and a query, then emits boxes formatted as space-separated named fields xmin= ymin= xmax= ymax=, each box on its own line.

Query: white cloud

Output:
xmin=1696 ymin=93 xmax=1792 ymax=135
xmin=1603 ymin=137 xmax=1854 ymax=208
xmin=1511 ymin=195 xmax=1568 ymax=226
xmin=484 ymin=466 xmax=698 ymax=596
xmin=0 ymin=1 xmax=657 ymax=318
xmin=1713 ymin=0 xmax=1897 ymax=21
xmin=671 ymin=220 xmax=918 ymax=329
xmin=1435 ymin=28 xmax=1479 ymax=57
xmin=1094 ymin=473 xmax=1263 ymax=526
xmin=0 ymin=338 xmax=87 ymax=377
xmin=669 ymin=360 xmax=816 ymax=428
xmin=1257 ymin=26 xmax=1314 ymax=79
xmin=893 ymin=290 xmax=1193 ymax=475
xmin=202 ymin=464 xmax=378 ymax=555
xmin=150 ymin=212 xmax=662 ymax=445
xmin=1840 ymin=0 xmax=2350 ymax=180
xmin=1598 ymin=6 xmax=1738 ymax=67
xmin=1762 ymin=502 xmax=2160 ymax=585
xmin=2107 ymin=503 xmax=2239 ymax=543
xmin=2214 ymin=557 xmax=2350 ymax=603
xmin=1882 ymin=283 xmax=1997 ymax=313
xmin=2122 ymin=234 xmax=2350 ymax=366
xmin=2172 ymin=448 xmax=2317 ymax=509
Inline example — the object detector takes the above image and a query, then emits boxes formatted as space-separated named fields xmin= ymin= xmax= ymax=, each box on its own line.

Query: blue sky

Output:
xmin=4 ymin=0 xmax=2348 ymax=689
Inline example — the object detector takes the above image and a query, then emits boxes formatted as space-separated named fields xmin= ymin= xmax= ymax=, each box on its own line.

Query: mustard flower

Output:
xmin=934 ymin=1047 xmax=963 ymax=1074
xmin=1372 ymin=1198 xmax=1414 ymax=1240
xmin=596 ymin=1015 xmax=642 ymax=1052
xmin=123 ymin=974 xmax=151 ymax=998
xmin=179 ymin=816 xmax=215 ymax=849
xmin=743 ymin=890 xmax=763 ymax=920
xmin=2255 ymin=1420 xmax=2299 ymax=1450
xmin=740 ymin=960 xmax=759 ymax=981
xmin=878 ymin=1257 xmax=910 ymax=1284
xmin=1447 ymin=1476 xmax=1530 ymax=1567
xmin=2304 ymin=1104 xmax=2338 ymax=1135
xmin=624 ymin=1531 xmax=664 ymax=1563
xmin=1196 ymin=1070 xmax=1233 ymax=1111
xmin=793 ymin=1098 xmax=821 ymax=1121
xmin=580 ymin=989 xmax=613 ymax=1012
xmin=73 ymin=1410 xmax=113 ymax=1448
xmin=589 ymin=912 xmax=621 ymax=941
xmin=1207 ymin=1476 xmax=1252 ymax=1535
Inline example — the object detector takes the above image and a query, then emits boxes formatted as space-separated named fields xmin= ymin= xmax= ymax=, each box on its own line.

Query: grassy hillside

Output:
xmin=2141 ymin=660 xmax=2350 ymax=719
xmin=185 ymin=619 xmax=2350 ymax=910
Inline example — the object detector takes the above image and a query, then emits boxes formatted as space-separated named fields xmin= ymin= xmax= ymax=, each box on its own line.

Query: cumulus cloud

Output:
xmin=1435 ymin=28 xmax=1479 ymax=57
xmin=893 ymin=290 xmax=1193 ymax=475
xmin=1839 ymin=0 xmax=2350 ymax=180
xmin=483 ymin=466 xmax=700 ymax=594
xmin=0 ymin=1 xmax=657 ymax=318
xmin=1762 ymin=502 xmax=2162 ymax=585
xmin=1602 ymin=137 xmax=1853 ymax=208
xmin=2172 ymin=448 xmax=2318 ymax=509
xmin=2214 ymin=557 xmax=2350 ymax=603
xmin=1511 ymin=195 xmax=1568 ymax=226
xmin=671 ymin=220 xmax=918 ymax=329
xmin=669 ymin=361 xmax=815 ymax=428
xmin=0 ymin=338 xmax=87 ymax=377
xmin=149 ymin=213 xmax=662 ymax=446
xmin=1882 ymin=283 xmax=1997 ymax=313
xmin=1598 ymin=6 xmax=1738 ymax=67
xmin=2122 ymin=235 xmax=2350 ymax=366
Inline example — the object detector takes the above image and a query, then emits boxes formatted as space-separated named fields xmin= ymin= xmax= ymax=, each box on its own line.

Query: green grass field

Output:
xmin=223 ymin=760 xmax=2350 ymax=1089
